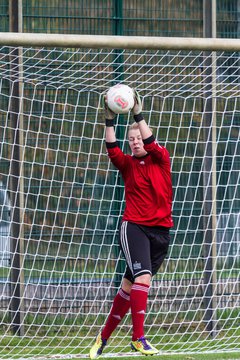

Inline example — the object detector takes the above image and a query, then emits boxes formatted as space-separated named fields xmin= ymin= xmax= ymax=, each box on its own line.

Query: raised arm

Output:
xmin=132 ymin=91 xmax=152 ymax=140
xmin=137 ymin=119 xmax=152 ymax=140
xmin=103 ymin=95 xmax=129 ymax=171
xmin=105 ymin=125 xmax=117 ymax=143
xmin=104 ymin=96 xmax=117 ymax=143
xmin=132 ymin=91 xmax=170 ymax=164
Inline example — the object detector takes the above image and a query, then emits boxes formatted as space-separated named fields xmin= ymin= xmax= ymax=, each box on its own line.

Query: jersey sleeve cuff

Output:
xmin=143 ymin=135 xmax=155 ymax=145
xmin=106 ymin=141 xmax=118 ymax=149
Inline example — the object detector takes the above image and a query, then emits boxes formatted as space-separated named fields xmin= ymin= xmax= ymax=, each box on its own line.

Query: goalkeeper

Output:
xmin=90 ymin=92 xmax=173 ymax=359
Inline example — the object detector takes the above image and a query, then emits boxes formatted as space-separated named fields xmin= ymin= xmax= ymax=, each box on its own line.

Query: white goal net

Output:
xmin=0 ymin=35 xmax=239 ymax=359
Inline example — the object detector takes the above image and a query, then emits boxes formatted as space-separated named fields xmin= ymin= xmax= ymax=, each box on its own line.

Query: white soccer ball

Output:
xmin=106 ymin=84 xmax=134 ymax=114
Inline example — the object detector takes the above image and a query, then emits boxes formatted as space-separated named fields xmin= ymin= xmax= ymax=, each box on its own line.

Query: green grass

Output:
xmin=64 ymin=352 xmax=240 ymax=360
xmin=0 ymin=315 xmax=239 ymax=359
xmin=0 ymin=332 xmax=239 ymax=360
xmin=0 ymin=327 xmax=239 ymax=360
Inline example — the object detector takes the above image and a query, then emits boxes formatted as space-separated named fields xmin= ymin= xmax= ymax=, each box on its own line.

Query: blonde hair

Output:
xmin=128 ymin=122 xmax=140 ymax=131
xmin=128 ymin=122 xmax=153 ymax=136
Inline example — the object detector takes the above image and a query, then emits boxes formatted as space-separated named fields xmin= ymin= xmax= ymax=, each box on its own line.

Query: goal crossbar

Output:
xmin=0 ymin=32 xmax=240 ymax=51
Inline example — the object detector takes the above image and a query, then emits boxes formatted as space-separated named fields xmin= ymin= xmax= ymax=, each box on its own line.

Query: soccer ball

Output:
xmin=106 ymin=84 xmax=134 ymax=114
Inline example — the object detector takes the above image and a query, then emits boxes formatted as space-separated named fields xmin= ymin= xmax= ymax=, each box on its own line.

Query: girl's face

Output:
xmin=128 ymin=129 xmax=147 ymax=157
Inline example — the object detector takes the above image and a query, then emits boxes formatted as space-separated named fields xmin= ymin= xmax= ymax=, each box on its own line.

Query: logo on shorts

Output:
xmin=133 ymin=261 xmax=142 ymax=270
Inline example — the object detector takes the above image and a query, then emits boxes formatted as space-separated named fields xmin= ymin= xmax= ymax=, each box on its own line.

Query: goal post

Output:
xmin=0 ymin=34 xmax=239 ymax=359
xmin=0 ymin=32 xmax=240 ymax=50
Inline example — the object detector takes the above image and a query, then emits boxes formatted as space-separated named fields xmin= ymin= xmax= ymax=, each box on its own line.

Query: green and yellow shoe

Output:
xmin=131 ymin=336 xmax=158 ymax=355
xmin=89 ymin=333 xmax=107 ymax=359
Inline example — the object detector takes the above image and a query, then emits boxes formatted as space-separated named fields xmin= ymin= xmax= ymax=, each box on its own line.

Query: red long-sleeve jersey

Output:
xmin=106 ymin=135 xmax=174 ymax=228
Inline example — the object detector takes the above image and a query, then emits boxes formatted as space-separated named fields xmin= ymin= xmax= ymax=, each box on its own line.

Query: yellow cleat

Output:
xmin=89 ymin=333 xmax=107 ymax=359
xmin=131 ymin=336 xmax=159 ymax=355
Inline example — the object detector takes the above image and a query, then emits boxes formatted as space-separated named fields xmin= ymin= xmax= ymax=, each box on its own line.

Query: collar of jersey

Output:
xmin=132 ymin=153 xmax=150 ymax=160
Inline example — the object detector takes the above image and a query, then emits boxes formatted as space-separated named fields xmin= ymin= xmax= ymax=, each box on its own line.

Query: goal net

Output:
xmin=0 ymin=35 xmax=239 ymax=359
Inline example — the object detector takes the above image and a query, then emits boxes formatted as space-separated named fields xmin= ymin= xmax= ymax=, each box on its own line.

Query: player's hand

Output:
xmin=102 ymin=94 xmax=116 ymax=120
xmin=132 ymin=90 xmax=143 ymax=115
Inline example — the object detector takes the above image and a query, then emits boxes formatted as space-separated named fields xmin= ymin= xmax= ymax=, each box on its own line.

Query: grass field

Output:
xmin=1 ymin=329 xmax=239 ymax=360
xmin=78 ymin=353 xmax=240 ymax=360
xmin=70 ymin=352 xmax=240 ymax=360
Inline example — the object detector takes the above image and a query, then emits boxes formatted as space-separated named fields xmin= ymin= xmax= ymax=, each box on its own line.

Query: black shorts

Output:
xmin=119 ymin=221 xmax=170 ymax=283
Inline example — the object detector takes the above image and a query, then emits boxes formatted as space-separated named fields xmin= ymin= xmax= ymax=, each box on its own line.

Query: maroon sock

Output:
xmin=130 ymin=282 xmax=150 ymax=341
xmin=101 ymin=288 xmax=130 ymax=340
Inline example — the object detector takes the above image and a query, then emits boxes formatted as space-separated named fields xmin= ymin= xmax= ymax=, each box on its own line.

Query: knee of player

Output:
xmin=122 ymin=277 xmax=133 ymax=294
xmin=134 ymin=273 xmax=151 ymax=286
